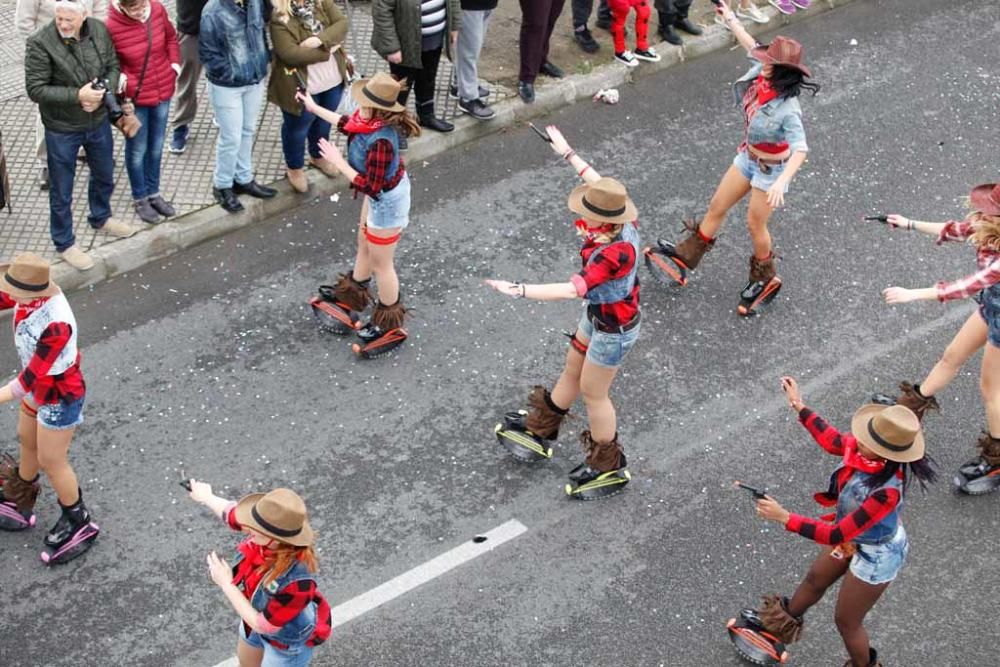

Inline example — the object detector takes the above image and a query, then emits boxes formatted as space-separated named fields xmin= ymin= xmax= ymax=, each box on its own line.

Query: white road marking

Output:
xmin=210 ymin=519 xmax=528 ymax=667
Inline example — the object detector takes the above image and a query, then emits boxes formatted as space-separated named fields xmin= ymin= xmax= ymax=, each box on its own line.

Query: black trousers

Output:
xmin=519 ymin=0 xmax=566 ymax=83
xmin=655 ymin=0 xmax=692 ymax=27
xmin=389 ymin=46 xmax=444 ymax=115
xmin=571 ymin=0 xmax=610 ymax=28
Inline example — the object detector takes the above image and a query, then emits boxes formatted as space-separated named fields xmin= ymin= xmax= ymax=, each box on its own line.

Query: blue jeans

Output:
xmin=576 ymin=309 xmax=641 ymax=368
xmin=280 ymin=85 xmax=343 ymax=169
xmin=45 ymin=123 xmax=115 ymax=252
xmin=240 ymin=624 xmax=315 ymax=667
xmin=208 ymin=81 xmax=265 ymax=188
xmin=124 ymin=101 xmax=171 ymax=200
xmin=733 ymin=150 xmax=789 ymax=193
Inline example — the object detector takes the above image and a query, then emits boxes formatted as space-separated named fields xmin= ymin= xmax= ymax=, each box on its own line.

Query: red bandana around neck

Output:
xmin=234 ymin=539 xmax=270 ymax=599
xmin=575 ymin=218 xmax=616 ymax=241
xmin=842 ymin=440 xmax=886 ymax=475
xmin=343 ymin=110 xmax=387 ymax=136
xmin=755 ymin=75 xmax=779 ymax=106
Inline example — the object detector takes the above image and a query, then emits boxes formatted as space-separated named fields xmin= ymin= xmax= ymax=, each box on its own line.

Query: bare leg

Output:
xmin=980 ymin=342 xmax=1000 ymax=436
xmin=236 ymin=638 xmax=263 ymax=667
xmin=551 ymin=334 xmax=588 ymax=410
xmin=35 ymin=426 xmax=79 ymax=506
xmin=746 ymin=186 xmax=776 ymax=260
xmin=834 ymin=571 xmax=890 ymax=666
xmin=920 ymin=311 xmax=987 ymax=396
xmin=579 ymin=360 xmax=622 ymax=443
xmin=697 ymin=164 xmax=752 ymax=239
xmin=785 ymin=546 xmax=850 ymax=617
xmin=16 ymin=406 xmax=40 ymax=481
xmin=366 ymin=227 xmax=401 ymax=306
xmin=352 ymin=198 xmax=372 ymax=282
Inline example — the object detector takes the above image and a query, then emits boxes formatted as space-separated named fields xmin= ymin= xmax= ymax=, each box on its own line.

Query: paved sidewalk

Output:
xmin=0 ymin=0 xmax=513 ymax=261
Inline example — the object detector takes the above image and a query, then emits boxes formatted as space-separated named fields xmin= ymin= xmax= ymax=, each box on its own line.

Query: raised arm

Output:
xmin=717 ymin=2 xmax=758 ymax=54
xmin=780 ymin=376 xmax=847 ymax=456
xmin=545 ymin=125 xmax=602 ymax=184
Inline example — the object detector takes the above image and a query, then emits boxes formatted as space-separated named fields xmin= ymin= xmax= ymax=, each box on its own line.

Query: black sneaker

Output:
xmin=573 ymin=26 xmax=600 ymax=53
xmin=458 ymin=98 xmax=496 ymax=121
xmin=595 ymin=16 xmax=611 ymax=30
xmin=449 ymin=84 xmax=490 ymax=100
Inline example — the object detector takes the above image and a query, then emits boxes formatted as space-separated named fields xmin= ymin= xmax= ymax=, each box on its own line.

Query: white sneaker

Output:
xmin=737 ymin=4 xmax=770 ymax=22
xmin=615 ymin=50 xmax=639 ymax=67
xmin=60 ymin=245 xmax=95 ymax=271
xmin=99 ymin=218 xmax=140 ymax=239
xmin=634 ymin=47 xmax=661 ymax=63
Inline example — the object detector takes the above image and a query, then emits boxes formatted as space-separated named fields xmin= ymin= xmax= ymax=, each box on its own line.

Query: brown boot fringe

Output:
xmin=372 ymin=300 xmax=408 ymax=331
xmin=672 ymin=219 xmax=713 ymax=270
xmin=0 ymin=455 xmax=40 ymax=512
xmin=748 ymin=253 xmax=777 ymax=283
xmin=332 ymin=272 xmax=371 ymax=312
xmin=525 ymin=386 xmax=567 ymax=440
xmin=757 ymin=595 xmax=803 ymax=645
xmin=897 ymin=381 xmax=939 ymax=421
xmin=978 ymin=433 xmax=1000 ymax=467
xmin=580 ymin=430 xmax=623 ymax=471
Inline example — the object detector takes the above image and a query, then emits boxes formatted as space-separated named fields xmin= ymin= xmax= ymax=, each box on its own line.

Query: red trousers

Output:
xmin=609 ymin=0 xmax=651 ymax=53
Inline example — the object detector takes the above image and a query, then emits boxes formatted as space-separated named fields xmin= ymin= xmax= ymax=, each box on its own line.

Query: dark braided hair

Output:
xmin=770 ymin=64 xmax=821 ymax=99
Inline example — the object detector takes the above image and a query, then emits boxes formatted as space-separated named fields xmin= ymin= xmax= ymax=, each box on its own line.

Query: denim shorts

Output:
xmin=734 ymin=150 xmax=789 ymax=193
xmin=240 ymin=623 xmax=315 ymax=667
xmin=366 ymin=172 xmax=411 ymax=230
xmin=978 ymin=303 xmax=1000 ymax=349
xmin=849 ymin=526 xmax=908 ymax=585
xmin=575 ymin=310 xmax=640 ymax=368
xmin=25 ymin=396 xmax=85 ymax=431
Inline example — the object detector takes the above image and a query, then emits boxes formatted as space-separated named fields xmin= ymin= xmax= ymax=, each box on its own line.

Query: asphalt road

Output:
xmin=3 ymin=0 xmax=1000 ymax=665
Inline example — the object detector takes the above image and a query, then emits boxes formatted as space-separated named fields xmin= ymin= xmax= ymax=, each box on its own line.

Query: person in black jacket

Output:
xmin=169 ymin=0 xmax=209 ymax=154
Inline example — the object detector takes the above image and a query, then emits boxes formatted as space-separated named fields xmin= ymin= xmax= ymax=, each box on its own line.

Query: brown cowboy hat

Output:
xmin=751 ymin=36 xmax=812 ymax=78
xmin=970 ymin=182 xmax=1000 ymax=217
xmin=567 ymin=177 xmax=638 ymax=225
xmin=0 ymin=253 xmax=60 ymax=299
xmin=351 ymin=72 xmax=406 ymax=113
xmin=234 ymin=488 xmax=315 ymax=547
xmin=850 ymin=404 xmax=925 ymax=463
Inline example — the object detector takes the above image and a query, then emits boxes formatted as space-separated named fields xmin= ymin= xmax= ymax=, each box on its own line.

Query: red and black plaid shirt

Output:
xmin=1 ymin=293 xmax=86 ymax=404
xmin=224 ymin=505 xmax=332 ymax=648
xmin=336 ymin=116 xmax=405 ymax=198
xmin=783 ymin=408 xmax=902 ymax=545
xmin=570 ymin=227 xmax=640 ymax=328
xmin=934 ymin=219 xmax=1000 ymax=302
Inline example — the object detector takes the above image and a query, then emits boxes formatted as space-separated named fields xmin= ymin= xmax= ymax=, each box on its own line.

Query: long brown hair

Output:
xmin=257 ymin=542 xmax=319 ymax=585
xmin=371 ymin=108 xmax=421 ymax=139
xmin=968 ymin=212 xmax=1000 ymax=252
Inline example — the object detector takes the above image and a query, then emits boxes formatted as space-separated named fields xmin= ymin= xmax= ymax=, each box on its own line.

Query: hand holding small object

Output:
xmin=484 ymin=279 xmax=524 ymax=298
xmin=755 ymin=496 xmax=790 ymax=525
xmin=546 ymin=125 xmax=571 ymax=157
xmin=207 ymin=551 xmax=232 ymax=587
xmin=780 ymin=376 xmax=803 ymax=411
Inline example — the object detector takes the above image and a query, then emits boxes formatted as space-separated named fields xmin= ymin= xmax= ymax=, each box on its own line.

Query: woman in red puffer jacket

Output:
xmin=107 ymin=0 xmax=181 ymax=224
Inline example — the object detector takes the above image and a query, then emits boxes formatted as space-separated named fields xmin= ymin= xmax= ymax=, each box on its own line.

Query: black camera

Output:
xmin=91 ymin=77 xmax=123 ymax=122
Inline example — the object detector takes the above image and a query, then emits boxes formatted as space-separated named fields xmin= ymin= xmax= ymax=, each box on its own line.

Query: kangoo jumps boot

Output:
xmin=955 ymin=432 xmax=1000 ymax=495
xmin=353 ymin=299 xmax=408 ymax=359
xmin=757 ymin=595 xmax=804 ymax=645
xmin=0 ymin=455 xmax=40 ymax=531
xmin=645 ymin=221 xmax=714 ymax=286
xmin=727 ymin=597 xmax=797 ymax=666
xmin=41 ymin=489 xmax=100 ymax=565
xmin=738 ymin=253 xmax=782 ymax=316
xmin=311 ymin=272 xmax=371 ymax=334
xmin=494 ymin=386 xmax=568 ymax=462
xmin=894 ymin=381 xmax=939 ymax=422
xmin=565 ymin=431 xmax=630 ymax=500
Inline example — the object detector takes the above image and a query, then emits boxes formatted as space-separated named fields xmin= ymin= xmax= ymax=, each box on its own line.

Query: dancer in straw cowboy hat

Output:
xmin=728 ymin=377 xmax=936 ymax=667
xmin=487 ymin=126 xmax=640 ymax=500
xmin=872 ymin=181 xmax=1000 ymax=495
xmin=645 ymin=0 xmax=820 ymax=316
xmin=188 ymin=481 xmax=332 ymax=666
xmin=0 ymin=253 xmax=100 ymax=565
xmin=299 ymin=72 xmax=420 ymax=358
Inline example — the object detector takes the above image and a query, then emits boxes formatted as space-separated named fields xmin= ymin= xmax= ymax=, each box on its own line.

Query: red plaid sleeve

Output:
xmin=222 ymin=502 xmax=241 ymax=530
xmin=936 ymin=257 xmax=1000 ymax=302
xmin=306 ymin=593 xmax=332 ymax=646
xmin=785 ymin=487 xmax=901 ymax=545
xmin=16 ymin=322 xmax=72 ymax=395
xmin=257 ymin=579 xmax=316 ymax=631
xmin=798 ymin=408 xmax=850 ymax=456
xmin=351 ymin=139 xmax=394 ymax=197
xmin=571 ymin=241 xmax=636 ymax=296
xmin=0 ymin=293 xmax=14 ymax=310
xmin=936 ymin=220 xmax=974 ymax=245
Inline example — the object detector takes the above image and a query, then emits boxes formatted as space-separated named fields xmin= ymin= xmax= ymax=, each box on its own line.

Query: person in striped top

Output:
xmin=877 ymin=181 xmax=1000 ymax=493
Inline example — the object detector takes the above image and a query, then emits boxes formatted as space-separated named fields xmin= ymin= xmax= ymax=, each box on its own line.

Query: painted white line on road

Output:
xmin=210 ymin=519 xmax=528 ymax=667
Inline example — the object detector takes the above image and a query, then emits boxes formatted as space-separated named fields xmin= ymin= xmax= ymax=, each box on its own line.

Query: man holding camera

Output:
xmin=24 ymin=0 xmax=141 ymax=271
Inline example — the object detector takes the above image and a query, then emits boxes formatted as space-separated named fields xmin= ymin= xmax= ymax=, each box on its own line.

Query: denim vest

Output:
xmin=732 ymin=60 xmax=808 ymax=154
xmin=200 ymin=0 xmax=270 ymax=88
xmin=834 ymin=469 xmax=903 ymax=546
xmin=231 ymin=553 xmax=318 ymax=646
xmin=585 ymin=222 xmax=641 ymax=306
xmin=347 ymin=126 xmax=401 ymax=194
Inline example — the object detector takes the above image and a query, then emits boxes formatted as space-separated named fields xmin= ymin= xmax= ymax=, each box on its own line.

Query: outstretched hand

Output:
xmin=885 ymin=214 xmax=911 ymax=230
xmin=188 ymin=479 xmax=214 ymax=504
xmin=780 ymin=376 xmax=803 ymax=412
xmin=207 ymin=551 xmax=232 ymax=588
xmin=715 ymin=0 xmax=736 ymax=23
xmin=882 ymin=286 xmax=920 ymax=304
xmin=317 ymin=138 xmax=343 ymax=166
xmin=484 ymin=279 xmax=522 ymax=298
xmin=755 ymin=496 xmax=790 ymax=525
xmin=296 ymin=90 xmax=317 ymax=113
xmin=546 ymin=125 xmax=571 ymax=158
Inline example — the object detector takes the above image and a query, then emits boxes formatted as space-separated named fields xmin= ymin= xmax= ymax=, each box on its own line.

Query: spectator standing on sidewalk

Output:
xmin=452 ymin=0 xmax=496 ymax=121
xmin=268 ymin=0 xmax=348 ymax=193
xmin=715 ymin=0 xmax=769 ymax=24
xmin=517 ymin=0 xmax=566 ymax=104
xmin=656 ymin=0 xmax=702 ymax=46
xmin=107 ymin=0 xmax=181 ymax=224
xmin=199 ymin=0 xmax=276 ymax=213
xmin=24 ymin=0 xmax=140 ymax=271
xmin=15 ymin=0 xmax=108 ymax=190
xmin=571 ymin=0 xmax=609 ymax=54
xmin=168 ymin=0 xmax=209 ymax=154
xmin=372 ymin=0 xmax=461 ymax=136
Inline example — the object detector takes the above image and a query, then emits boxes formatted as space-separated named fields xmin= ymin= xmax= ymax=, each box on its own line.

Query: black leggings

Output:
xmin=389 ymin=47 xmax=443 ymax=115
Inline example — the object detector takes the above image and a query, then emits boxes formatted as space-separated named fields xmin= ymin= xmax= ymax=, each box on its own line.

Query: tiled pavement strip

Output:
xmin=0 ymin=0 xmax=512 ymax=262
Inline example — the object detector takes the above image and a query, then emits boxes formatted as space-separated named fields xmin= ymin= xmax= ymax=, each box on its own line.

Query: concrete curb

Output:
xmin=49 ymin=0 xmax=858 ymax=293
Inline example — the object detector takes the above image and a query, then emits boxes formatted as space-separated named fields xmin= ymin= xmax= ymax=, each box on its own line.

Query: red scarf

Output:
xmin=233 ymin=539 xmax=269 ymax=600
xmin=343 ymin=110 xmax=386 ymax=136
xmin=575 ymin=218 xmax=617 ymax=241
xmin=755 ymin=75 xmax=779 ymax=106
xmin=842 ymin=440 xmax=886 ymax=475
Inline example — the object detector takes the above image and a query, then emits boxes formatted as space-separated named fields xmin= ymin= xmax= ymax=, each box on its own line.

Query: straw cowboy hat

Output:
xmin=351 ymin=72 xmax=406 ymax=113
xmin=970 ymin=182 xmax=1000 ymax=217
xmin=850 ymin=404 xmax=925 ymax=463
xmin=751 ymin=36 xmax=812 ymax=78
xmin=0 ymin=253 xmax=60 ymax=299
xmin=567 ymin=177 xmax=638 ymax=225
xmin=234 ymin=488 xmax=315 ymax=547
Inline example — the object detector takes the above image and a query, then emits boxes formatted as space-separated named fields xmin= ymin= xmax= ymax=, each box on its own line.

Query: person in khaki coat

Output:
xmin=267 ymin=0 xmax=348 ymax=192
xmin=371 ymin=0 xmax=460 ymax=136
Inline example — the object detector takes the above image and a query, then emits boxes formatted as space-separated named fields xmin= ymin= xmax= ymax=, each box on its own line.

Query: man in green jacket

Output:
xmin=24 ymin=0 xmax=140 ymax=271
